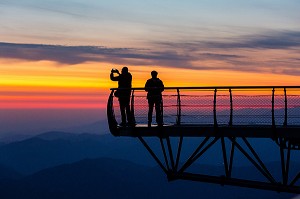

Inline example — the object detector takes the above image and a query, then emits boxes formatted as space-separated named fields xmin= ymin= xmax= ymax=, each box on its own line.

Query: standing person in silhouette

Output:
xmin=110 ymin=67 xmax=132 ymax=126
xmin=145 ymin=70 xmax=164 ymax=127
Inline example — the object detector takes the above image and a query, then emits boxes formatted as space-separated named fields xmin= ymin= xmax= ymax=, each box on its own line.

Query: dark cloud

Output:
xmin=0 ymin=42 xmax=246 ymax=72
xmin=0 ymin=42 xmax=146 ymax=65
xmin=0 ymin=42 xmax=196 ymax=67
xmin=202 ymin=30 xmax=300 ymax=49
xmin=1 ymin=30 xmax=300 ymax=75
xmin=155 ymin=30 xmax=300 ymax=50
xmin=151 ymin=30 xmax=300 ymax=75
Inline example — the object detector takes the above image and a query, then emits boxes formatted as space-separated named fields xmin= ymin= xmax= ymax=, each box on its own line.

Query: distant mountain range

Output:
xmin=0 ymin=119 xmax=109 ymax=143
xmin=0 ymin=131 xmax=290 ymax=175
xmin=0 ymin=132 xmax=154 ymax=174
xmin=0 ymin=131 xmax=298 ymax=175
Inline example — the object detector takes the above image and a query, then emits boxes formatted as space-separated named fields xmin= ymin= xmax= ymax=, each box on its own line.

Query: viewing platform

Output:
xmin=108 ymin=86 xmax=300 ymax=139
xmin=107 ymin=86 xmax=300 ymax=193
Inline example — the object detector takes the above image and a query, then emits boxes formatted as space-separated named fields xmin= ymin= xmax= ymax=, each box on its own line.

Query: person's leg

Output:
xmin=148 ymin=99 xmax=154 ymax=127
xmin=119 ymin=98 xmax=126 ymax=126
xmin=124 ymin=96 xmax=131 ymax=124
xmin=155 ymin=99 xmax=163 ymax=125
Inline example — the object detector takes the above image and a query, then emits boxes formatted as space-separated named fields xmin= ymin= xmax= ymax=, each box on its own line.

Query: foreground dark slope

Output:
xmin=0 ymin=158 xmax=295 ymax=199
xmin=0 ymin=164 xmax=22 ymax=180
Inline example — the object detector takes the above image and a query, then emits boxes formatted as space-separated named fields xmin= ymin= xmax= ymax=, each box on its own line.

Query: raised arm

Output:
xmin=110 ymin=72 xmax=120 ymax=81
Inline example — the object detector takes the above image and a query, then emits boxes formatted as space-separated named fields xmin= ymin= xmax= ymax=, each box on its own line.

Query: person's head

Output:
xmin=151 ymin=70 xmax=158 ymax=78
xmin=121 ymin=67 xmax=128 ymax=74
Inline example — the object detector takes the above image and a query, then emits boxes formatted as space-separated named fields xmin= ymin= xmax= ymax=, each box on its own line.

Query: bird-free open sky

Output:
xmin=0 ymin=0 xmax=300 ymax=135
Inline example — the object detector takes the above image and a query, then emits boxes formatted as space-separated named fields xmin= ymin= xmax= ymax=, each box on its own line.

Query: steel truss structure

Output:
xmin=107 ymin=86 xmax=300 ymax=193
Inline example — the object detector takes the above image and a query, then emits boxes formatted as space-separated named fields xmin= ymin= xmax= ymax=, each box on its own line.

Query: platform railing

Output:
xmin=107 ymin=86 xmax=300 ymax=134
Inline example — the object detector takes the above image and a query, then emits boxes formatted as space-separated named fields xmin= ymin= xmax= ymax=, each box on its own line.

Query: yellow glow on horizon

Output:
xmin=1 ymin=58 xmax=300 ymax=109
xmin=0 ymin=60 xmax=110 ymax=88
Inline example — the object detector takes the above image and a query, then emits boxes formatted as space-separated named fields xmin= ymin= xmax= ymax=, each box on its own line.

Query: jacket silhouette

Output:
xmin=145 ymin=71 xmax=164 ymax=127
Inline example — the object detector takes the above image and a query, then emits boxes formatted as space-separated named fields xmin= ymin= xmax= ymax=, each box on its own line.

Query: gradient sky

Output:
xmin=0 ymin=0 xmax=300 ymax=135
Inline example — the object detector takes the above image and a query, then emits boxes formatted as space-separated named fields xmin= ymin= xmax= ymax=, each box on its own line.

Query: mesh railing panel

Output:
xmin=180 ymin=91 xmax=214 ymax=124
xmin=286 ymin=89 xmax=300 ymax=125
xmin=111 ymin=88 xmax=300 ymax=126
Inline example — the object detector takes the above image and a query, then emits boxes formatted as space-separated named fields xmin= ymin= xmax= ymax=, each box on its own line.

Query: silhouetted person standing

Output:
xmin=110 ymin=67 xmax=132 ymax=126
xmin=145 ymin=70 xmax=164 ymax=127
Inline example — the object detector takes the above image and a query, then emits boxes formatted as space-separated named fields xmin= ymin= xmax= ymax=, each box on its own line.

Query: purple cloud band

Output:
xmin=1 ymin=30 xmax=300 ymax=75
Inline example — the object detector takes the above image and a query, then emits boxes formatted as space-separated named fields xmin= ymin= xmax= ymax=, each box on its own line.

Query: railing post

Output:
xmin=130 ymin=89 xmax=136 ymax=126
xmin=229 ymin=88 xmax=233 ymax=126
xmin=214 ymin=89 xmax=218 ymax=127
xmin=176 ymin=88 xmax=181 ymax=125
xmin=283 ymin=88 xmax=287 ymax=126
xmin=272 ymin=88 xmax=275 ymax=128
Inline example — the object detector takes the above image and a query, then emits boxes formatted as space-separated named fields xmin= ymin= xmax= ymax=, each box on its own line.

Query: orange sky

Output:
xmin=1 ymin=57 xmax=300 ymax=109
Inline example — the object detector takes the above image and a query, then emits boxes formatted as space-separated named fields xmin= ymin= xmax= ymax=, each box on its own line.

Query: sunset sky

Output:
xmin=1 ymin=0 xmax=300 ymax=135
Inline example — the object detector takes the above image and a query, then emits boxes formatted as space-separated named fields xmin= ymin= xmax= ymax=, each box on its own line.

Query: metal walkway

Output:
xmin=107 ymin=86 xmax=300 ymax=193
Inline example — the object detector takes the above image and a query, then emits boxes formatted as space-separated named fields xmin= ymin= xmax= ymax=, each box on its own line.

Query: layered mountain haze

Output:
xmin=0 ymin=130 xmax=292 ymax=175
xmin=0 ymin=132 xmax=153 ymax=174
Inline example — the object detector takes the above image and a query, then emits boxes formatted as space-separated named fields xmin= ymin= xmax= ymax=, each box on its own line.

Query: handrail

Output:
xmin=110 ymin=86 xmax=300 ymax=91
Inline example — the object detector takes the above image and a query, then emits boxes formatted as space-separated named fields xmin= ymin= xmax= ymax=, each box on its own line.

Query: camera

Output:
xmin=111 ymin=68 xmax=119 ymax=73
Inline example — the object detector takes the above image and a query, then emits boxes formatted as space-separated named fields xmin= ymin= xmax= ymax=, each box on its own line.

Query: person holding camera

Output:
xmin=110 ymin=67 xmax=132 ymax=127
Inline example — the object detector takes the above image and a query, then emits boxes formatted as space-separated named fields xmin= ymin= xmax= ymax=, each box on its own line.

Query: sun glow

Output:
xmin=1 ymin=58 xmax=300 ymax=109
